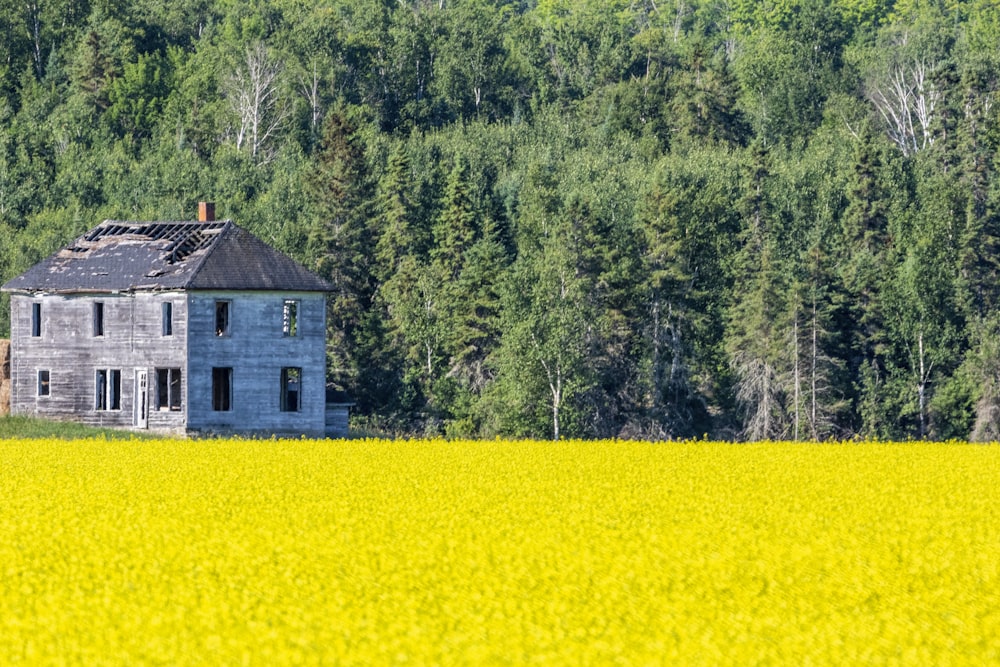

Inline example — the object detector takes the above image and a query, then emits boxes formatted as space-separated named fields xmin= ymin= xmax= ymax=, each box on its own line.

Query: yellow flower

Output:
xmin=0 ymin=438 xmax=997 ymax=664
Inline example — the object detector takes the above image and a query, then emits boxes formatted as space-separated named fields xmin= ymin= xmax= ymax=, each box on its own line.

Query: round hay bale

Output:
xmin=0 ymin=339 xmax=9 ymax=380
xmin=0 ymin=378 xmax=10 ymax=416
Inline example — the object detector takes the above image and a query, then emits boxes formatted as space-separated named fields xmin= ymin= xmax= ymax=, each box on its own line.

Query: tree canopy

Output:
xmin=2 ymin=0 xmax=999 ymax=440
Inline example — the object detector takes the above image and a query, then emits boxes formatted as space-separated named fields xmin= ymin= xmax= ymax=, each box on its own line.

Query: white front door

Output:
xmin=134 ymin=369 xmax=148 ymax=429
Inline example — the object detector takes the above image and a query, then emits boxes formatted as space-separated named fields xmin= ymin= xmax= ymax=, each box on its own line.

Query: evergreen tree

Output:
xmin=304 ymin=107 xmax=373 ymax=398
xmin=961 ymin=314 xmax=1000 ymax=441
xmin=451 ymin=217 xmax=506 ymax=409
xmin=373 ymin=142 xmax=438 ymax=430
xmin=430 ymin=158 xmax=477 ymax=283
xmin=424 ymin=157 xmax=507 ymax=433
xmin=374 ymin=144 xmax=423 ymax=284
xmin=726 ymin=141 xmax=796 ymax=440
xmin=639 ymin=152 xmax=737 ymax=437
xmin=954 ymin=51 xmax=1000 ymax=318
xmin=838 ymin=131 xmax=896 ymax=436
xmin=788 ymin=242 xmax=848 ymax=440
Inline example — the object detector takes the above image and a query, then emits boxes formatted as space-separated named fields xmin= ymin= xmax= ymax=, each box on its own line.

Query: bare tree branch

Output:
xmin=226 ymin=42 xmax=289 ymax=165
xmin=867 ymin=60 xmax=940 ymax=156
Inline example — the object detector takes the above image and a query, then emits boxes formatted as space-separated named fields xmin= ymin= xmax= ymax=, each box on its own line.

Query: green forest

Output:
xmin=2 ymin=0 xmax=1000 ymax=440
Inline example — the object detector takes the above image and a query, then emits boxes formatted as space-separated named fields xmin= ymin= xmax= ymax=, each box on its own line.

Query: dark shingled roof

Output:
xmin=1 ymin=219 xmax=332 ymax=293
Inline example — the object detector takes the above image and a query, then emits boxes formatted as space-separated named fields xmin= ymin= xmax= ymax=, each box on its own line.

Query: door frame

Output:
xmin=134 ymin=368 xmax=148 ymax=429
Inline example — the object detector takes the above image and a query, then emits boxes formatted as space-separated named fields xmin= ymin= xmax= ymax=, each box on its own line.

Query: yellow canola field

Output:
xmin=1 ymin=438 xmax=999 ymax=665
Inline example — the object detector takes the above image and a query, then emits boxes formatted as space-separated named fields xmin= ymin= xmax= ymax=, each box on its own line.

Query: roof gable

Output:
xmin=187 ymin=224 xmax=331 ymax=291
xmin=1 ymin=219 xmax=331 ymax=293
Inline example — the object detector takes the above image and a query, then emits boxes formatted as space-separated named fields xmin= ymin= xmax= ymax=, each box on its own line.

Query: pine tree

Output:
xmin=430 ymin=159 xmax=507 ymax=430
xmin=640 ymin=165 xmax=711 ymax=436
xmin=304 ymin=107 xmax=373 ymax=399
xmin=954 ymin=52 xmax=1000 ymax=317
xmin=374 ymin=144 xmax=423 ymax=284
xmin=72 ymin=29 xmax=118 ymax=112
xmin=431 ymin=158 xmax=477 ymax=282
xmin=373 ymin=143 xmax=439 ymax=430
xmin=962 ymin=314 xmax=1000 ymax=441
xmin=838 ymin=131 xmax=894 ymax=436
xmin=728 ymin=242 xmax=792 ymax=440
xmin=451 ymin=217 xmax=506 ymax=396
xmin=726 ymin=140 xmax=795 ymax=440
xmin=788 ymin=242 xmax=848 ymax=440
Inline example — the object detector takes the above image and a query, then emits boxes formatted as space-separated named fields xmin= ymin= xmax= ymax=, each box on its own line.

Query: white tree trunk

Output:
xmin=868 ymin=60 xmax=940 ymax=156
xmin=810 ymin=297 xmax=819 ymax=440
xmin=793 ymin=315 xmax=801 ymax=441
xmin=917 ymin=331 xmax=929 ymax=438
xmin=227 ymin=42 xmax=288 ymax=164
xmin=299 ymin=61 xmax=323 ymax=135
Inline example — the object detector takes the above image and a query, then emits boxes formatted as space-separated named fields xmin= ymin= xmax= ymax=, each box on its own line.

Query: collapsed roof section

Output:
xmin=2 ymin=219 xmax=331 ymax=294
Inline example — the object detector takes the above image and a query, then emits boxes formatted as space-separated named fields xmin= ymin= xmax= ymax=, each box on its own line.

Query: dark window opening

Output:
xmin=31 ymin=303 xmax=41 ymax=337
xmin=93 ymin=302 xmax=104 ymax=337
xmin=162 ymin=302 xmax=173 ymax=336
xmin=156 ymin=368 xmax=182 ymax=411
xmin=96 ymin=369 xmax=121 ymax=411
xmin=212 ymin=367 xmax=232 ymax=411
xmin=110 ymin=370 xmax=121 ymax=410
xmin=96 ymin=370 xmax=106 ymax=410
xmin=38 ymin=370 xmax=50 ymax=397
xmin=282 ymin=300 xmax=298 ymax=337
xmin=215 ymin=301 xmax=230 ymax=336
xmin=280 ymin=367 xmax=301 ymax=412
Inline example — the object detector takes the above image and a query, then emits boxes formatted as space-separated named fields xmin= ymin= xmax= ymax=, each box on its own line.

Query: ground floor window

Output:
xmin=156 ymin=368 xmax=182 ymax=411
xmin=37 ymin=370 xmax=50 ymax=397
xmin=280 ymin=367 xmax=301 ymax=412
xmin=96 ymin=369 xmax=121 ymax=410
xmin=212 ymin=367 xmax=232 ymax=412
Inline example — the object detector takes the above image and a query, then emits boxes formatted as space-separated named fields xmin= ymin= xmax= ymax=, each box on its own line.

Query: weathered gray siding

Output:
xmin=185 ymin=291 xmax=327 ymax=438
xmin=8 ymin=289 xmax=328 ymax=437
xmin=8 ymin=292 xmax=188 ymax=431
xmin=325 ymin=404 xmax=351 ymax=438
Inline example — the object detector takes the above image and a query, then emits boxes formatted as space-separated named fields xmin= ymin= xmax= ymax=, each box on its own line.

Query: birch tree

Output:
xmin=226 ymin=42 xmax=288 ymax=164
xmin=867 ymin=60 xmax=941 ymax=156
xmin=884 ymin=206 xmax=963 ymax=439
xmin=493 ymin=243 xmax=588 ymax=441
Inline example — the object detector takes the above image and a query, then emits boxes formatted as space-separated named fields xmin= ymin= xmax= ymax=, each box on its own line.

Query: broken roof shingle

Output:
xmin=1 ymin=219 xmax=331 ymax=293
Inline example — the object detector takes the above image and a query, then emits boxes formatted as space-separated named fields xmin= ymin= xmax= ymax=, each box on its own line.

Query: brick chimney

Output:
xmin=198 ymin=201 xmax=216 ymax=222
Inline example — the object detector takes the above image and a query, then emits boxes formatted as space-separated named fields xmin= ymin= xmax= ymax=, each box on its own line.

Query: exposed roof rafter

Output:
xmin=1 ymin=218 xmax=331 ymax=294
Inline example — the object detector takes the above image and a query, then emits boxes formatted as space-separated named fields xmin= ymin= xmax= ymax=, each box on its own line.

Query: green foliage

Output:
xmin=1 ymin=0 xmax=999 ymax=438
xmin=0 ymin=415 xmax=158 ymax=440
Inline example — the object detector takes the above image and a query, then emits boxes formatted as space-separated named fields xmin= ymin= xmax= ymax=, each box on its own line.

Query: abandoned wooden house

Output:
xmin=0 ymin=203 xmax=346 ymax=438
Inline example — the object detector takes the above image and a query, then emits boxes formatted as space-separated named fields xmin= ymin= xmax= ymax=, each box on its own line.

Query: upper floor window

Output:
xmin=215 ymin=300 xmax=231 ymax=337
xmin=31 ymin=303 xmax=41 ymax=337
xmin=282 ymin=300 xmax=298 ymax=337
xmin=162 ymin=302 xmax=173 ymax=337
xmin=93 ymin=302 xmax=104 ymax=337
